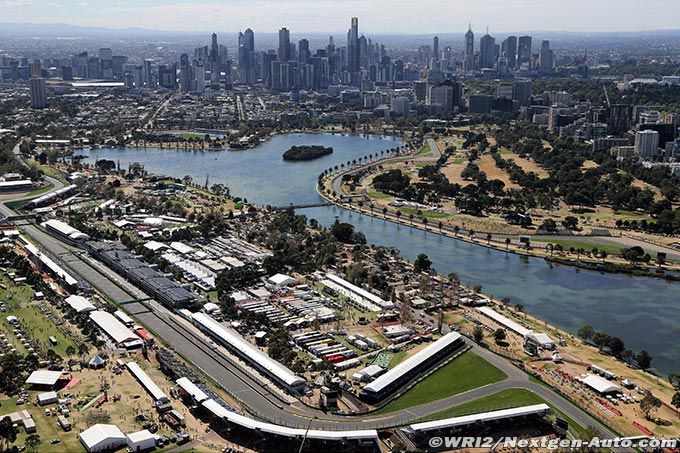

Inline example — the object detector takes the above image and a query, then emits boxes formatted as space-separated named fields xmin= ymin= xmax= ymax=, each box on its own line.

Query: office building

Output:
xmin=433 ymin=36 xmax=439 ymax=62
xmin=479 ymin=32 xmax=496 ymax=69
xmin=538 ymin=40 xmax=554 ymax=74
xmin=503 ymin=35 xmax=517 ymax=69
xmin=634 ymin=130 xmax=660 ymax=159
xmin=608 ymin=104 xmax=632 ymax=136
xmin=30 ymin=77 xmax=47 ymax=109
xmin=463 ymin=24 xmax=475 ymax=71
xmin=517 ymin=36 xmax=532 ymax=69
xmin=279 ymin=28 xmax=290 ymax=62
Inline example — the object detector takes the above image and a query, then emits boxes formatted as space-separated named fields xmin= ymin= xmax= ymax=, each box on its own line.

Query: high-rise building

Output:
xmin=210 ymin=33 xmax=219 ymax=64
xmin=347 ymin=17 xmax=360 ymax=84
xmin=278 ymin=28 xmax=290 ymax=62
xmin=433 ymin=36 xmax=439 ymax=62
xmin=539 ymin=40 xmax=554 ymax=75
xmin=464 ymin=24 xmax=474 ymax=57
xmin=30 ymin=77 xmax=47 ymax=109
xmin=298 ymin=39 xmax=310 ymax=64
xmin=503 ymin=36 xmax=517 ymax=69
xmin=479 ymin=32 xmax=496 ymax=69
xmin=463 ymin=24 xmax=475 ymax=71
xmin=634 ymin=130 xmax=660 ymax=159
xmin=179 ymin=53 xmax=192 ymax=92
xmin=512 ymin=79 xmax=533 ymax=106
xmin=608 ymin=104 xmax=632 ymax=136
xmin=195 ymin=59 xmax=206 ymax=93
xmin=517 ymin=36 xmax=532 ymax=69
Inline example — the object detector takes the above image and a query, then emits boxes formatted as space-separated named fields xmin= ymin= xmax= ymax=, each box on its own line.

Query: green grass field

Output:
xmin=417 ymin=142 xmax=432 ymax=157
xmin=398 ymin=207 xmax=450 ymax=219
xmin=532 ymin=238 xmax=624 ymax=256
xmin=366 ymin=191 xmax=390 ymax=199
xmin=422 ymin=388 xmax=586 ymax=437
xmin=0 ymin=275 xmax=81 ymax=358
xmin=374 ymin=351 xmax=507 ymax=414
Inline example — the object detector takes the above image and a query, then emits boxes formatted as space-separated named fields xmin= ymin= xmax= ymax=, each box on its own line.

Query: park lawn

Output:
xmin=398 ymin=207 xmax=450 ymax=219
xmin=367 ymin=191 xmax=390 ymax=200
xmin=374 ymin=351 xmax=507 ymax=414
xmin=531 ymin=238 xmax=624 ymax=256
xmin=422 ymin=388 xmax=586 ymax=437
xmin=0 ymin=275 xmax=81 ymax=358
xmin=178 ymin=132 xmax=207 ymax=140
xmin=388 ymin=351 xmax=407 ymax=367
xmin=417 ymin=142 xmax=432 ymax=157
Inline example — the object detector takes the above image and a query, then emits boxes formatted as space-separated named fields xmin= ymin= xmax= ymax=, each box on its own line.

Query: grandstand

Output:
xmin=360 ymin=332 xmax=465 ymax=403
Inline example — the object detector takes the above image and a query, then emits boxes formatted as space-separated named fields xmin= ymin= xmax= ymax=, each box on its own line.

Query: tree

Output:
xmin=636 ymin=350 xmax=652 ymax=371
xmin=672 ymin=391 xmax=680 ymax=411
xmin=413 ymin=253 xmax=432 ymax=273
xmin=493 ymin=328 xmax=507 ymax=343
xmin=576 ymin=324 xmax=595 ymax=341
xmin=25 ymin=433 xmax=42 ymax=453
xmin=562 ymin=216 xmax=579 ymax=230
xmin=472 ymin=325 xmax=485 ymax=343
xmin=639 ymin=393 xmax=662 ymax=419
xmin=0 ymin=416 xmax=18 ymax=451
xmin=668 ymin=372 xmax=680 ymax=390
xmin=539 ymin=218 xmax=558 ymax=232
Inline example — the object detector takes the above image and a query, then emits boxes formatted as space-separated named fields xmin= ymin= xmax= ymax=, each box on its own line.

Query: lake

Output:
xmin=86 ymin=133 xmax=680 ymax=375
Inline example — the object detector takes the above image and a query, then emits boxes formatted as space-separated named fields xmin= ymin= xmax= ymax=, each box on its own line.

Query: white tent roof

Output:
xmin=25 ymin=370 xmax=63 ymax=386
xmin=89 ymin=311 xmax=140 ymax=344
xmin=126 ymin=429 xmax=154 ymax=444
xmin=79 ymin=424 xmax=126 ymax=452
xmin=476 ymin=306 xmax=531 ymax=337
xmin=364 ymin=332 xmax=462 ymax=394
xmin=176 ymin=377 xmax=209 ymax=403
xmin=581 ymin=374 xmax=621 ymax=394
xmin=268 ymin=273 xmax=297 ymax=286
xmin=201 ymin=399 xmax=378 ymax=441
xmin=410 ymin=404 xmax=551 ymax=432
xmin=65 ymin=295 xmax=96 ymax=313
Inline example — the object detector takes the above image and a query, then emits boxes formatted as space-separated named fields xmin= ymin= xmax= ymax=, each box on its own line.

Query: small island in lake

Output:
xmin=282 ymin=145 xmax=334 ymax=161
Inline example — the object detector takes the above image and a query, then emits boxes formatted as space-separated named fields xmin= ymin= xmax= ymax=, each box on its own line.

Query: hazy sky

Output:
xmin=1 ymin=0 xmax=680 ymax=33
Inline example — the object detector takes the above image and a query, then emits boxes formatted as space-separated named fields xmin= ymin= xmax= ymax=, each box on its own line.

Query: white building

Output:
xmin=634 ymin=130 xmax=660 ymax=159
xmin=79 ymin=424 xmax=126 ymax=452
xmin=126 ymin=429 xmax=155 ymax=451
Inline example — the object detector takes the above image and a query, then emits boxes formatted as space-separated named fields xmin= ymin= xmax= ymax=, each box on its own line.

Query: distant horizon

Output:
xmin=2 ymin=21 xmax=680 ymax=38
xmin=1 ymin=0 xmax=680 ymax=35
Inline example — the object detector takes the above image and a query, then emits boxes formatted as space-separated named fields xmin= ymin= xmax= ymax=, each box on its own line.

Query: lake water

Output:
xmin=86 ymin=133 xmax=680 ymax=376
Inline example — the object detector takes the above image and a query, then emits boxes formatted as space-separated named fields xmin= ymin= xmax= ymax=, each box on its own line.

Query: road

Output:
xmin=0 ymin=159 xmax=621 ymax=438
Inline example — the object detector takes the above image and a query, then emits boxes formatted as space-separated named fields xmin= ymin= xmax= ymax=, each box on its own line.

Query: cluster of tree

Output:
xmin=372 ymin=169 xmax=411 ymax=195
xmin=577 ymin=324 xmax=652 ymax=370
xmin=330 ymin=220 xmax=366 ymax=245
xmin=267 ymin=328 xmax=306 ymax=374
xmin=282 ymin=145 xmax=333 ymax=161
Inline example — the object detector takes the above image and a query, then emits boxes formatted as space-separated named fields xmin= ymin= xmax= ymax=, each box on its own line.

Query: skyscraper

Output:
xmin=30 ymin=77 xmax=47 ymax=109
xmin=298 ymin=39 xmax=310 ymax=64
xmin=479 ymin=32 xmax=496 ymax=69
xmin=517 ymin=36 xmax=532 ymax=69
xmin=433 ymin=36 xmax=439 ymax=62
xmin=347 ymin=17 xmax=360 ymax=74
xmin=464 ymin=24 xmax=474 ymax=57
xmin=278 ymin=28 xmax=290 ymax=62
xmin=503 ymin=36 xmax=517 ymax=69
xmin=463 ymin=24 xmax=475 ymax=71
xmin=608 ymin=104 xmax=632 ymax=136
xmin=243 ymin=28 xmax=255 ymax=54
xmin=539 ymin=40 xmax=554 ymax=75
xmin=179 ymin=53 xmax=192 ymax=92
xmin=210 ymin=33 xmax=219 ymax=64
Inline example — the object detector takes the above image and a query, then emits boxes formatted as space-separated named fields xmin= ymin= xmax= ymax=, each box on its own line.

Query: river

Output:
xmin=86 ymin=133 xmax=679 ymax=376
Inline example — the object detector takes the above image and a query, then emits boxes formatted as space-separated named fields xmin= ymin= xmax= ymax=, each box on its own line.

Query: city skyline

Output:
xmin=2 ymin=0 xmax=680 ymax=34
